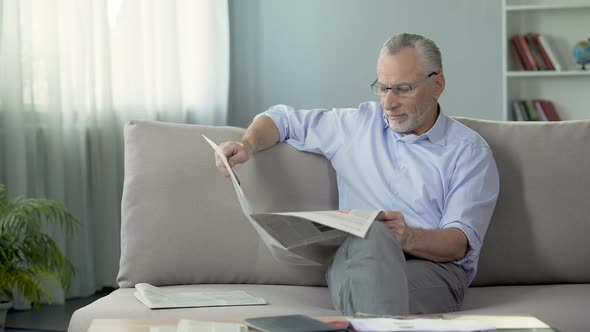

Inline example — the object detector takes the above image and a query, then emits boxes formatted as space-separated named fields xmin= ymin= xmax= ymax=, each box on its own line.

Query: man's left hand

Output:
xmin=376 ymin=210 xmax=469 ymax=262
xmin=376 ymin=210 xmax=414 ymax=250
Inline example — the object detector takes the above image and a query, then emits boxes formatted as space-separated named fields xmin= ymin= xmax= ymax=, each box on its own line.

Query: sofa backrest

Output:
xmin=117 ymin=118 xmax=590 ymax=288
xmin=455 ymin=118 xmax=590 ymax=286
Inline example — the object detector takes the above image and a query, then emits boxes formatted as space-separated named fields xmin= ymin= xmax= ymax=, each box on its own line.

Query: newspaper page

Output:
xmin=203 ymin=135 xmax=380 ymax=265
xmin=203 ymin=135 xmax=320 ymax=265
xmin=134 ymin=283 xmax=267 ymax=309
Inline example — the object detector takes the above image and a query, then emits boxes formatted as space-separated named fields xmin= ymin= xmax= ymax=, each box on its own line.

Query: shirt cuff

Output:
xmin=253 ymin=108 xmax=289 ymax=143
xmin=442 ymin=221 xmax=481 ymax=262
xmin=442 ymin=221 xmax=481 ymax=284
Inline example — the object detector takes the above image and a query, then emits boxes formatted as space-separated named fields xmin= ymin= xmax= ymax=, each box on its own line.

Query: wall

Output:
xmin=228 ymin=0 xmax=502 ymax=127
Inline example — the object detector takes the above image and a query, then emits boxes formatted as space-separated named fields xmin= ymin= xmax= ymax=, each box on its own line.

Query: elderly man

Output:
xmin=215 ymin=33 xmax=499 ymax=315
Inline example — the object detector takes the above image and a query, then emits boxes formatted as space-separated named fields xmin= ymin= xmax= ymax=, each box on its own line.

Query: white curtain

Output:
xmin=0 ymin=0 xmax=229 ymax=305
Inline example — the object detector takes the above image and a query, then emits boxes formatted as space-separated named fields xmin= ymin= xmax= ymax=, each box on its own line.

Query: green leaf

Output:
xmin=0 ymin=184 xmax=78 ymax=306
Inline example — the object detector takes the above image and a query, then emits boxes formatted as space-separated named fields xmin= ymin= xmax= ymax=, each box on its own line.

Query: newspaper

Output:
xmin=203 ymin=135 xmax=380 ymax=266
xmin=134 ymin=283 xmax=267 ymax=309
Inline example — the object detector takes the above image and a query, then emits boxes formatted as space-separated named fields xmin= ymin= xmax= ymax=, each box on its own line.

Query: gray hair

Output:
xmin=379 ymin=33 xmax=443 ymax=74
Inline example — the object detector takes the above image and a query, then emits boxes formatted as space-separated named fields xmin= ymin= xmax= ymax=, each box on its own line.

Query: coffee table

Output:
xmin=87 ymin=316 xmax=344 ymax=332
xmin=87 ymin=315 xmax=558 ymax=332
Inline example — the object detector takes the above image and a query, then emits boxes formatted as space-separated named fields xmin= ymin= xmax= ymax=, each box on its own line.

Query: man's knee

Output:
xmin=327 ymin=222 xmax=409 ymax=315
xmin=331 ymin=222 xmax=405 ymax=275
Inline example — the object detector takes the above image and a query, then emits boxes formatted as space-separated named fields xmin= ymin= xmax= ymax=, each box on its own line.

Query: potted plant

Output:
xmin=0 ymin=184 xmax=77 ymax=331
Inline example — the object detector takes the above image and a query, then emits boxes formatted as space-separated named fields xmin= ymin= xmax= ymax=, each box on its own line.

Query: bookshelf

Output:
xmin=502 ymin=0 xmax=590 ymax=120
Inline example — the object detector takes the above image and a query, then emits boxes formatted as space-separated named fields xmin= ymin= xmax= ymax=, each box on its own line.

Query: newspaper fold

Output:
xmin=203 ymin=135 xmax=380 ymax=265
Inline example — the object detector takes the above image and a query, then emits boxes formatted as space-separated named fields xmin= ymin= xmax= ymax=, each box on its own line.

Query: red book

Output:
xmin=510 ymin=37 xmax=527 ymax=70
xmin=534 ymin=100 xmax=549 ymax=121
xmin=532 ymin=34 xmax=556 ymax=70
xmin=511 ymin=35 xmax=533 ymax=71
xmin=527 ymin=33 xmax=547 ymax=70
xmin=539 ymin=100 xmax=561 ymax=121
xmin=517 ymin=34 xmax=539 ymax=70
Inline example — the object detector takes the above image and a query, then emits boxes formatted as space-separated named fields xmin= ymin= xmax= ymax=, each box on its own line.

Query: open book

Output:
xmin=134 ymin=283 xmax=267 ymax=309
xmin=203 ymin=135 xmax=380 ymax=266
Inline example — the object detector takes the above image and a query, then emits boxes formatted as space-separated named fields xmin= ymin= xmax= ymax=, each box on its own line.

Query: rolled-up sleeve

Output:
xmin=254 ymin=104 xmax=362 ymax=160
xmin=439 ymin=144 xmax=500 ymax=284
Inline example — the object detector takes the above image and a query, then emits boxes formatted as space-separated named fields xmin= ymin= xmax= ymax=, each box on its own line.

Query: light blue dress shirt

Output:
xmin=255 ymin=101 xmax=499 ymax=285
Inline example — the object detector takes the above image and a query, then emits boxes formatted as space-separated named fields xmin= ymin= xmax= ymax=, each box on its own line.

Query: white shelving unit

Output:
xmin=502 ymin=0 xmax=590 ymax=120
xmin=506 ymin=71 xmax=590 ymax=77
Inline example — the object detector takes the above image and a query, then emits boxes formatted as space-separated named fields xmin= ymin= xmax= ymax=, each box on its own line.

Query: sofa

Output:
xmin=69 ymin=118 xmax=590 ymax=332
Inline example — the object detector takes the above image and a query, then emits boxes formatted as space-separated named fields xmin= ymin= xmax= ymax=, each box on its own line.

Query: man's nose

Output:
xmin=382 ymin=90 xmax=400 ymax=109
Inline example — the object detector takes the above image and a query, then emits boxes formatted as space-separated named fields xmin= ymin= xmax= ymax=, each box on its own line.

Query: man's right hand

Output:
xmin=215 ymin=141 xmax=254 ymax=177
xmin=215 ymin=114 xmax=280 ymax=177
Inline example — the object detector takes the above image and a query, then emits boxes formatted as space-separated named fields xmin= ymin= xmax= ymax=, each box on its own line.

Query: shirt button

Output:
xmin=393 ymin=191 xmax=399 ymax=196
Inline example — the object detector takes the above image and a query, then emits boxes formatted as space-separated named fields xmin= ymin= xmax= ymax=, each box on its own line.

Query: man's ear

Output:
xmin=431 ymin=72 xmax=446 ymax=99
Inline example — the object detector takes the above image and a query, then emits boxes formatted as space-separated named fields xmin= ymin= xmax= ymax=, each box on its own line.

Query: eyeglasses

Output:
xmin=370 ymin=72 xmax=438 ymax=97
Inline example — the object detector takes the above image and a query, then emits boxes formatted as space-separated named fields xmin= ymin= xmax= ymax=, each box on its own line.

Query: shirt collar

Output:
xmin=424 ymin=105 xmax=447 ymax=146
xmin=382 ymin=104 xmax=448 ymax=146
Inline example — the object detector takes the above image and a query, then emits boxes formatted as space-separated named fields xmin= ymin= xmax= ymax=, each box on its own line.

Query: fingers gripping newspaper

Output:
xmin=203 ymin=135 xmax=380 ymax=266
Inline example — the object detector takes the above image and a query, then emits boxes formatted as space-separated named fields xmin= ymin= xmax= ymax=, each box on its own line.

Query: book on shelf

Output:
xmin=519 ymin=101 xmax=532 ymax=120
xmin=538 ymin=99 xmax=561 ymax=121
xmin=512 ymin=101 xmax=525 ymax=121
xmin=534 ymin=101 xmax=549 ymax=121
xmin=517 ymin=34 xmax=538 ymax=70
xmin=526 ymin=34 xmax=547 ymax=71
xmin=509 ymin=34 xmax=561 ymax=71
xmin=524 ymin=100 xmax=539 ymax=121
xmin=510 ymin=37 xmax=528 ymax=70
xmin=518 ymin=101 xmax=530 ymax=121
xmin=511 ymin=99 xmax=560 ymax=121
xmin=511 ymin=101 xmax=524 ymax=121
xmin=537 ymin=34 xmax=562 ymax=71
xmin=531 ymin=34 xmax=556 ymax=71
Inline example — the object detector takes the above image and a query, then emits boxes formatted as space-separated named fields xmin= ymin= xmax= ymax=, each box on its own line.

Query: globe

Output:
xmin=573 ymin=39 xmax=590 ymax=70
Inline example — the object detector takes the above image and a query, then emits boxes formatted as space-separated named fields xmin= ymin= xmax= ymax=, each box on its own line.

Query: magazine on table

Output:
xmin=203 ymin=135 xmax=380 ymax=266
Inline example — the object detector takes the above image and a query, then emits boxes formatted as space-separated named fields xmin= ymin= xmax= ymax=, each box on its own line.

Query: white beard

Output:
xmin=386 ymin=104 xmax=432 ymax=134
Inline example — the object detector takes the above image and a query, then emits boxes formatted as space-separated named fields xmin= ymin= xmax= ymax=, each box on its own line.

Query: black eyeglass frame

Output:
xmin=370 ymin=72 xmax=438 ymax=96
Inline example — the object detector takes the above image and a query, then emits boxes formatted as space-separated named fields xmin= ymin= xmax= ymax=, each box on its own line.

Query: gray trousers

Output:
xmin=326 ymin=222 xmax=467 ymax=315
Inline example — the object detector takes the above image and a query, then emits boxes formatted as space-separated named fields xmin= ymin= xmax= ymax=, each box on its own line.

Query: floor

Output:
xmin=5 ymin=290 xmax=111 ymax=332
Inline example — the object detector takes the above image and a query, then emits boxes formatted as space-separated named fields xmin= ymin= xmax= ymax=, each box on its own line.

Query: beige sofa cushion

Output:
xmin=117 ymin=120 xmax=338 ymax=288
xmin=455 ymin=118 xmax=590 ymax=286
